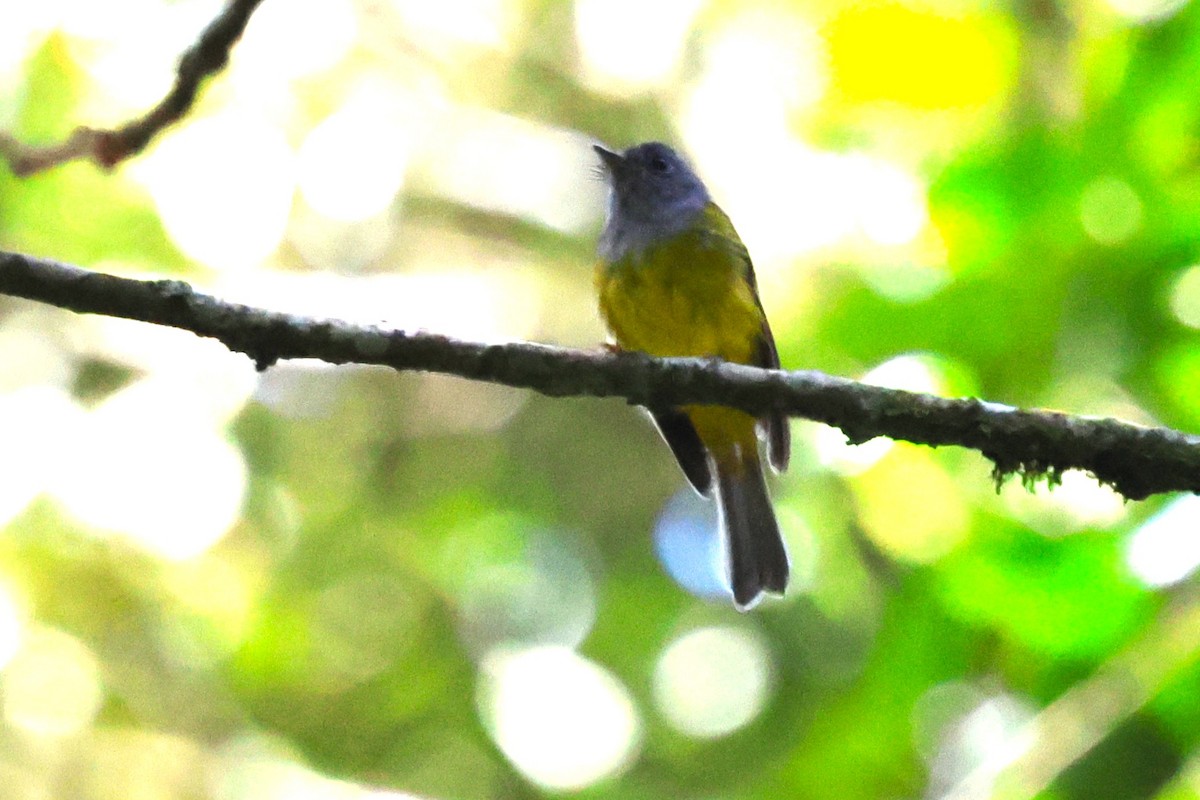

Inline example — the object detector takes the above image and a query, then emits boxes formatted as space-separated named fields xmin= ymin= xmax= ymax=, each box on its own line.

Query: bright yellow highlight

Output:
xmin=3 ymin=628 xmax=104 ymax=737
xmin=160 ymin=556 xmax=257 ymax=666
xmin=827 ymin=3 xmax=1012 ymax=109
xmin=855 ymin=443 xmax=969 ymax=562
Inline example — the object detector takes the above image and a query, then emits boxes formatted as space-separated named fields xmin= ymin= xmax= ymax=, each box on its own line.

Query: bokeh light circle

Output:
xmin=1167 ymin=266 xmax=1200 ymax=329
xmin=2 ymin=627 xmax=104 ymax=737
xmin=652 ymin=625 xmax=773 ymax=739
xmin=477 ymin=645 xmax=641 ymax=790
xmin=1079 ymin=176 xmax=1142 ymax=246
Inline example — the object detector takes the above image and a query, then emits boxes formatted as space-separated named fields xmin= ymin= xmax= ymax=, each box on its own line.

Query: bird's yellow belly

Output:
xmin=596 ymin=237 xmax=761 ymax=365
xmin=596 ymin=234 xmax=764 ymax=455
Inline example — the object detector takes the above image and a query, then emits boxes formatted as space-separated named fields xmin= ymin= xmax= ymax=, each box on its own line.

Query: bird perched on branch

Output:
xmin=593 ymin=141 xmax=790 ymax=610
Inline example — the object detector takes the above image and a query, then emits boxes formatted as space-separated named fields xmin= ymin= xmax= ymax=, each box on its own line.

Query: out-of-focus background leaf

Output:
xmin=1 ymin=1 xmax=1200 ymax=798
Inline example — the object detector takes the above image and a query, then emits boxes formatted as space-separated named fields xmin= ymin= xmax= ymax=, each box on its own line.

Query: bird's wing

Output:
xmin=649 ymin=407 xmax=713 ymax=495
xmin=701 ymin=204 xmax=791 ymax=472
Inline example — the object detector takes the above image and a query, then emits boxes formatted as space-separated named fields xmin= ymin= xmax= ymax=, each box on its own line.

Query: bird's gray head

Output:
xmin=594 ymin=142 xmax=711 ymax=261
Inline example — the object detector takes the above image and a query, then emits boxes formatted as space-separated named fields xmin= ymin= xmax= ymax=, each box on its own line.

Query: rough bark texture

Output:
xmin=3 ymin=251 xmax=1198 ymax=501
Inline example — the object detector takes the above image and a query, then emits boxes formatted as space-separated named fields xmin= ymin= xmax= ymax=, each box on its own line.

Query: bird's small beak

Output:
xmin=593 ymin=145 xmax=624 ymax=173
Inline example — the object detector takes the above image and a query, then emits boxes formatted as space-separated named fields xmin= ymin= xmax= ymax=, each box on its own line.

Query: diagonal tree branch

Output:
xmin=1 ymin=248 xmax=1198 ymax=501
xmin=943 ymin=584 xmax=1200 ymax=800
xmin=0 ymin=0 xmax=265 ymax=176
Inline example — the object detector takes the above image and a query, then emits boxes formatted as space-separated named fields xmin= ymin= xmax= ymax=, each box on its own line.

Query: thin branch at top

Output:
xmin=2 ymin=250 xmax=1198 ymax=501
xmin=0 ymin=0 xmax=265 ymax=176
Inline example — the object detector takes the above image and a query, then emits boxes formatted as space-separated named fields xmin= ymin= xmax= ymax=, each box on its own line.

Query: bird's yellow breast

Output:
xmin=595 ymin=205 xmax=762 ymax=365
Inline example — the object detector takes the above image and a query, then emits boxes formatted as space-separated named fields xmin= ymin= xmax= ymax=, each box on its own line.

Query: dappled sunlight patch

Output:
xmin=87 ymin=728 xmax=209 ymax=800
xmin=814 ymin=424 xmax=894 ymax=475
xmin=477 ymin=645 xmax=641 ymax=790
xmin=1103 ymin=0 xmax=1190 ymax=23
xmin=0 ymin=385 xmax=79 ymax=527
xmin=236 ymin=0 xmax=358 ymax=80
xmin=574 ymin=0 xmax=704 ymax=95
xmin=684 ymin=139 xmax=932 ymax=269
xmin=681 ymin=5 xmax=827 ymax=144
xmin=83 ymin=313 xmax=259 ymax=424
xmin=997 ymin=471 xmax=1128 ymax=536
xmin=49 ymin=378 xmax=247 ymax=561
xmin=914 ymin=684 xmax=1036 ymax=797
xmin=1124 ymin=496 xmax=1200 ymax=588
xmin=253 ymin=360 xmax=353 ymax=419
xmin=861 ymin=352 xmax=950 ymax=395
xmin=217 ymin=266 xmax=544 ymax=346
xmin=0 ymin=313 xmax=75 ymax=393
xmin=854 ymin=443 xmax=969 ymax=563
xmin=0 ymin=3 xmax=60 ymax=83
xmin=2 ymin=627 xmax=104 ymax=737
xmin=652 ymin=625 xmax=773 ymax=739
xmin=848 ymin=155 xmax=930 ymax=247
xmin=856 ymin=251 xmax=951 ymax=303
xmin=387 ymin=0 xmax=518 ymax=56
xmin=130 ymin=114 xmax=296 ymax=271
xmin=287 ymin=203 xmax=397 ymax=272
xmin=297 ymin=79 xmax=420 ymax=223
xmin=157 ymin=555 xmax=259 ymax=669
xmin=416 ymin=110 xmax=603 ymax=234
xmin=211 ymin=734 xmax=424 ymax=800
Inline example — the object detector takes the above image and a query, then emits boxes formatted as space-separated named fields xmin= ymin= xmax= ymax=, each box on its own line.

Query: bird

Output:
xmin=593 ymin=141 xmax=790 ymax=610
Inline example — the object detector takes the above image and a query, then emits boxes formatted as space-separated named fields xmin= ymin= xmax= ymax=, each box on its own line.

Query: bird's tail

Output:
xmin=717 ymin=448 xmax=789 ymax=610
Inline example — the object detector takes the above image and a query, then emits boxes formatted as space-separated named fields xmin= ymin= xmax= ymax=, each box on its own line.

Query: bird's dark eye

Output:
xmin=648 ymin=156 xmax=670 ymax=173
